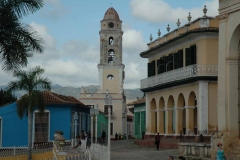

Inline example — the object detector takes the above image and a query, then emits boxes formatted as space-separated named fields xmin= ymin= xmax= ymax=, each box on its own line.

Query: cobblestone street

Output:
xmin=111 ymin=140 xmax=178 ymax=160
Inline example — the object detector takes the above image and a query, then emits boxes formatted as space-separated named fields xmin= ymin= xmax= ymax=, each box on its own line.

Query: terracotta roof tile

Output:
xmin=127 ymin=97 xmax=146 ymax=106
xmin=104 ymin=7 xmax=120 ymax=20
xmin=42 ymin=91 xmax=85 ymax=106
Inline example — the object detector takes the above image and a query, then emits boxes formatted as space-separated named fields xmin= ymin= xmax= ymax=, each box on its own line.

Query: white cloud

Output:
xmin=130 ymin=0 xmax=218 ymax=24
xmin=42 ymin=0 xmax=68 ymax=19
xmin=30 ymin=22 xmax=56 ymax=50
xmin=123 ymin=27 xmax=147 ymax=53
xmin=0 ymin=21 xmax=148 ymax=89
xmin=122 ymin=25 xmax=148 ymax=89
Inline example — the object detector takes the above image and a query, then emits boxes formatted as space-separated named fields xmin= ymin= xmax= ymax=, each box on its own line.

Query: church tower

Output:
xmin=98 ymin=7 xmax=125 ymax=93
xmin=80 ymin=8 xmax=126 ymax=138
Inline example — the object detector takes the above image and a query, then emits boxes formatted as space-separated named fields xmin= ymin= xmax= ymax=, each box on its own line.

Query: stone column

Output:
xmin=175 ymin=107 xmax=184 ymax=135
xmin=158 ymin=109 xmax=165 ymax=134
xmin=198 ymin=81 xmax=208 ymax=134
xmin=145 ymin=94 xmax=150 ymax=134
xmin=227 ymin=58 xmax=238 ymax=137
xmin=216 ymin=14 xmax=228 ymax=132
xmin=166 ymin=108 xmax=174 ymax=135
xmin=186 ymin=106 xmax=195 ymax=135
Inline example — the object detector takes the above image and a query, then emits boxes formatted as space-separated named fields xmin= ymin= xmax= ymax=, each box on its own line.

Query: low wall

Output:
xmin=0 ymin=151 xmax=53 ymax=160
xmin=178 ymin=142 xmax=211 ymax=158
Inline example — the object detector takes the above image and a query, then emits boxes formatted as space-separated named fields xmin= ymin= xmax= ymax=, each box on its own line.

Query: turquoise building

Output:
xmin=128 ymin=98 xmax=146 ymax=139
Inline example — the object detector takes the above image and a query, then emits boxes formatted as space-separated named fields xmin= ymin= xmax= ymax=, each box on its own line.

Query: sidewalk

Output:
xmin=111 ymin=139 xmax=178 ymax=160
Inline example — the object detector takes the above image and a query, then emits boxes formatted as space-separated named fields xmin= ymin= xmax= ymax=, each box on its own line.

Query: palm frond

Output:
xmin=29 ymin=66 xmax=45 ymax=80
xmin=3 ymin=0 xmax=44 ymax=18
xmin=16 ymin=94 xmax=29 ymax=119
xmin=34 ymin=77 xmax=52 ymax=91
xmin=0 ymin=1 xmax=43 ymax=72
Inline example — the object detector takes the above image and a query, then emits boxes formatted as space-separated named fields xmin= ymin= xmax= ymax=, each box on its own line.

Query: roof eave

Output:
xmin=139 ymin=29 xmax=219 ymax=58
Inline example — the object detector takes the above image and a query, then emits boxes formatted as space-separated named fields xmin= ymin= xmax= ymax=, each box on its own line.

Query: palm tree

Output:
xmin=0 ymin=0 xmax=44 ymax=72
xmin=7 ymin=66 xmax=51 ymax=160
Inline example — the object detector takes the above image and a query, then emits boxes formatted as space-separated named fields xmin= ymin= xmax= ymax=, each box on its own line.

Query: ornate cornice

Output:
xmin=216 ymin=13 xmax=228 ymax=21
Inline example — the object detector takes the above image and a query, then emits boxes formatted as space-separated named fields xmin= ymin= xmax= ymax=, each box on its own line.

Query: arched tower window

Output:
xmin=108 ymin=49 xmax=115 ymax=63
xmin=109 ymin=37 xmax=114 ymax=45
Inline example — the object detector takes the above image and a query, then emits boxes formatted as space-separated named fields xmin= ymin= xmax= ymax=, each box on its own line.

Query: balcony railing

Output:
xmin=140 ymin=64 xmax=218 ymax=89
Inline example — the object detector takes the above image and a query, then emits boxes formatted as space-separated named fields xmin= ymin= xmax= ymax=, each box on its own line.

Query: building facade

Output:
xmin=79 ymin=8 xmax=127 ymax=137
xmin=210 ymin=0 xmax=240 ymax=158
xmin=0 ymin=91 xmax=96 ymax=147
xmin=128 ymin=97 xmax=146 ymax=139
xmin=140 ymin=13 xmax=219 ymax=139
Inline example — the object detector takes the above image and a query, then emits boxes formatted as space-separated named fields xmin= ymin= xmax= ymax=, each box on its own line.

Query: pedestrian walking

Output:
xmin=155 ymin=132 xmax=161 ymax=150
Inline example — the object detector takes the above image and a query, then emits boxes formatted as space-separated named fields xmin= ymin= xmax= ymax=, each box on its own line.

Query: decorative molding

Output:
xmin=141 ymin=64 xmax=218 ymax=89
xmin=216 ymin=13 xmax=228 ymax=21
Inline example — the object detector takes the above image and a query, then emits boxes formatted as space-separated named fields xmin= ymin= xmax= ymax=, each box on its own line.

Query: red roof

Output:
xmin=42 ymin=91 xmax=85 ymax=106
xmin=103 ymin=7 xmax=120 ymax=20
xmin=127 ymin=97 xmax=146 ymax=106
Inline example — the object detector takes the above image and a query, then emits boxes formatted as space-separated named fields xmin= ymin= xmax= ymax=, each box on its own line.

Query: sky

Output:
xmin=0 ymin=0 xmax=219 ymax=89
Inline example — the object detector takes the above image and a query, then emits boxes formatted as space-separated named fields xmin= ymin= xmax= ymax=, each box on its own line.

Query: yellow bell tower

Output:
xmin=98 ymin=7 xmax=125 ymax=93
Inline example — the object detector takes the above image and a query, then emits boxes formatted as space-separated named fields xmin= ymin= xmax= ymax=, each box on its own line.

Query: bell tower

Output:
xmin=98 ymin=7 xmax=125 ymax=93
xmin=80 ymin=7 xmax=127 ymax=137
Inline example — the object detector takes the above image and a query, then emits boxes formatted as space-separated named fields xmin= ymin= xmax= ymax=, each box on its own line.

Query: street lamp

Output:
xmin=104 ymin=90 xmax=112 ymax=160
xmin=95 ymin=104 xmax=99 ymax=144
xmin=74 ymin=112 xmax=78 ymax=146
xmin=90 ymin=106 xmax=94 ymax=143
xmin=90 ymin=104 xmax=100 ymax=144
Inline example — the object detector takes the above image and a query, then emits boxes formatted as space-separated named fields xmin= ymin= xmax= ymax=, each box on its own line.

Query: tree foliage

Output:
xmin=0 ymin=0 xmax=44 ymax=72
xmin=7 ymin=66 xmax=51 ymax=160
xmin=0 ymin=89 xmax=17 ymax=106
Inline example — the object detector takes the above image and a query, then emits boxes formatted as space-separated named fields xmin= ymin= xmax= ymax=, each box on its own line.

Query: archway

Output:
xmin=150 ymin=98 xmax=157 ymax=133
xmin=176 ymin=93 xmax=185 ymax=135
xmin=158 ymin=97 xmax=165 ymax=134
xmin=187 ymin=92 xmax=197 ymax=135
xmin=228 ymin=24 xmax=240 ymax=138
xmin=166 ymin=95 xmax=174 ymax=134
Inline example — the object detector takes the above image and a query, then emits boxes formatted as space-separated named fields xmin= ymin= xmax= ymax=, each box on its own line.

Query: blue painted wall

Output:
xmin=0 ymin=102 xmax=28 ymax=147
xmin=0 ymin=102 xmax=90 ymax=147
xmin=47 ymin=104 xmax=72 ymax=140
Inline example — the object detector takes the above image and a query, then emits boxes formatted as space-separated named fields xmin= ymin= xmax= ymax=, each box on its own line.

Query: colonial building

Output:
xmin=140 ymin=9 xmax=219 ymax=140
xmin=0 ymin=91 xmax=95 ymax=147
xmin=79 ymin=8 xmax=127 ymax=138
xmin=211 ymin=0 xmax=240 ymax=159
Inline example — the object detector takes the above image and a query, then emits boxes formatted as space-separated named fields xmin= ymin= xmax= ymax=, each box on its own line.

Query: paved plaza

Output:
xmin=111 ymin=139 xmax=178 ymax=160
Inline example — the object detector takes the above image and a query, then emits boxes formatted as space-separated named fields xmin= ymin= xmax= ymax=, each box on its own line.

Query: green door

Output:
xmin=134 ymin=112 xmax=140 ymax=138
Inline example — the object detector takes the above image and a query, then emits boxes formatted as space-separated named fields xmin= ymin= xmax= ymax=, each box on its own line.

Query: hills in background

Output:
xmin=0 ymin=84 xmax=144 ymax=101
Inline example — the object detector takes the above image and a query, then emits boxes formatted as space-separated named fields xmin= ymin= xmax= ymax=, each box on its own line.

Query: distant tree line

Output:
xmin=0 ymin=89 xmax=17 ymax=106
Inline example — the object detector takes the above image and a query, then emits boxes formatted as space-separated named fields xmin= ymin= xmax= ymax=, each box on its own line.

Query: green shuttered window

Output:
xmin=185 ymin=44 xmax=197 ymax=66
xmin=148 ymin=60 xmax=156 ymax=77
